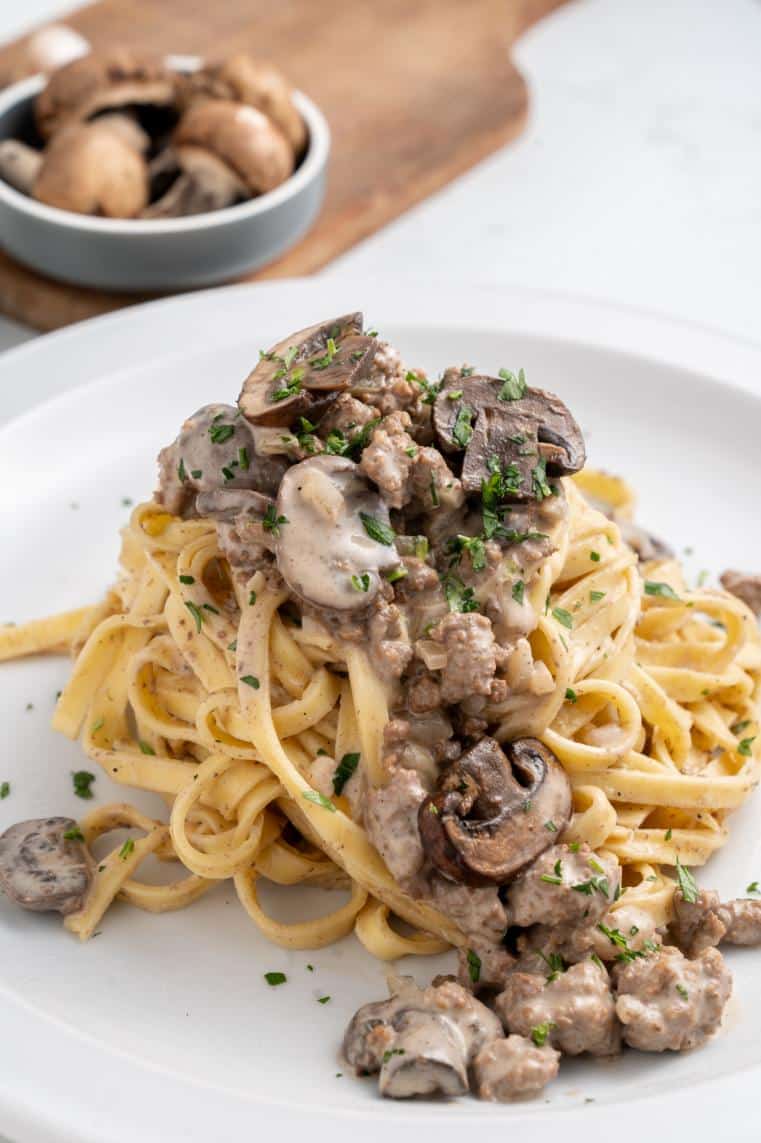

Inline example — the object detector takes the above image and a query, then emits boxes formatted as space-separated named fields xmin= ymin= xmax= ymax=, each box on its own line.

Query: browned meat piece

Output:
xmin=429 ymin=874 xmax=508 ymax=943
xmin=670 ymin=888 xmax=727 ymax=956
xmin=429 ymin=612 xmax=505 ymax=704
xmin=317 ymin=392 xmax=377 ymax=435
xmin=716 ymin=898 xmax=761 ymax=946
xmin=473 ymin=1034 xmax=560 ymax=1101
xmin=720 ymin=570 xmax=761 ymax=614
xmin=614 ymin=944 xmax=731 ymax=1051
xmin=506 ymin=844 xmax=620 ymax=929
xmin=368 ymin=601 xmax=414 ymax=681
xmin=538 ymin=904 xmax=663 ymax=965
xmin=407 ymin=671 xmax=442 ymax=714
xmin=410 ymin=445 xmax=465 ymax=513
xmin=359 ymin=411 xmax=417 ymax=509
xmin=457 ymin=939 xmax=516 ymax=994
xmin=397 ymin=556 xmax=439 ymax=593
xmin=364 ymin=768 xmax=427 ymax=885
xmin=497 ymin=960 xmax=620 ymax=1056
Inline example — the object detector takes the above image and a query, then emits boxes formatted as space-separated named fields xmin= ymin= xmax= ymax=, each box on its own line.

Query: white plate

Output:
xmin=1 ymin=280 xmax=761 ymax=1143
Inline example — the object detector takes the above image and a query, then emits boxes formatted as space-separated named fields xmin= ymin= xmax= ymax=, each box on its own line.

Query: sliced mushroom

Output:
xmin=0 ymin=817 xmax=91 ymax=914
xmin=418 ymin=737 xmax=572 ymax=886
xmin=35 ymin=49 xmax=176 ymax=141
xmin=721 ymin=570 xmax=761 ymax=615
xmin=378 ymin=1009 xmax=468 ymax=1099
xmin=274 ymin=455 xmax=399 ymax=610
xmin=142 ymin=144 xmax=248 ymax=218
xmin=0 ymin=140 xmax=43 ymax=194
xmin=195 ymin=487 xmax=272 ymax=522
xmin=156 ymin=403 xmax=287 ymax=518
xmin=177 ymin=52 xmax=306 ymax=154
xmin=433 ymin=374 xmax=585 ymax=497
xmin=31 ymin=120 xmax=149 ymax=218
xmin=617 ymin=519 xmax=673 ymax=563
xmin=238 ymin=314 xmax=378 ymax=426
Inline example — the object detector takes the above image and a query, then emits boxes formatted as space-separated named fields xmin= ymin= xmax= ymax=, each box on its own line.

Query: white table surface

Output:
xmin=0 ymin=0 xmax=760 ymax=358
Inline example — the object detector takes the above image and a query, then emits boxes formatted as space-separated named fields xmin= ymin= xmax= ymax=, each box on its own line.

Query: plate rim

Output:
xmin=2 ymin=279 xmax=761 ymax=1143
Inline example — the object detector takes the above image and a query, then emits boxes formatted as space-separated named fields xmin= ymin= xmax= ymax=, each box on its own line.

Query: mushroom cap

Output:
xmin=178 ymin=53 xmax=306 ymax=154
xmin=173 ymin=99 xmax=294 ymax=197
xmin=238 ymin=313 xmax=378 ymax=426
xmin=419 ymin=737 xmax=573 ymax=886
xmin=0 ymin=816 xmax=91 ymax=914
xmin=433 ymin=374 xmax=586 ymax=497
xmin=33 ymin=121 xmax=149 ymax=218
xmin=35 ymin=48 xmax=176 ymax=140
xmin=274 ymin=454 xmax=399 ymax=610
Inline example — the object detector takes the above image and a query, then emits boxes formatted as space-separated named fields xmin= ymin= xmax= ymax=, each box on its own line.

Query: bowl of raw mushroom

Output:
xmin=0 ymin=47 xmax=330 ymax=290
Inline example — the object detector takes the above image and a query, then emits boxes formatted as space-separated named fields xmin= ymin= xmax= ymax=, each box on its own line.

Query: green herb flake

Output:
xmin=382 ymin=1048 xmax=406 ymax=1063
xmin=552 ymin=607 xmax=573 ymax=630
xmin=466 ymin=948 xmax=482 ymax=983
xmin=0 ymin=781 xmax=10 ymax=799
xmin=532 ymin=457 xmax=553 ymax=500
xmin=185 ymin=601 xmax=204 ymax=633
xmin=675 ymin=857 xmax=699 ymax=904
xmin=179 ymin=574 xmax=195 ymax=585
xmin=738 ymin=737 xmax=756 ymax=757
xmin=63 ymin=826 xmax=84 ymax=841
xmin=177 ymin=457 xmax=187 ymax=483
xmin=264 ymin=971 xmax=287 ymax=986
xmin=386 ymin=566 xmax=409 ymax=584
xmin=72 ymin=770 xmax=95 ymax=799
xmin=590 ymin=551 xmax=601 ymax=562
xmin=240 ymin=675 xmax=261 ymax=690
xmin=262 ymin=505 xmax=288 ymax=535
xmin=731 ymin=719 xmax=752 ymax=736
xmin=359 ymin=512 xmax=395 ymax=546
xmin=91 ymin=718 xmax=105 ymax=733
xmin=544 ymin=820 xmax=558 ymax=832
xmin=676 ymin=984 xmax=689 ymax=1000
xmin=452 ymin=404 xmax=475 ymax=449
xmin=138 ymin=741 xmax=156 ymax=756
xmin=530 ymin=1020 xmax=556 ymax=1047
xmin=644 ymin=580 xmax=681 ymax=601
xmin=565 ymin=687 xmax=578 ymax=704
xmin=333 ymin=752 xmax=360 ymax=795
xmin=317 ymin=995 xmax=331 ymax=1004
xmin=498 ymin=367 xmax=527 ymax=402
xmin=118 ymin=838 xmax=135 ymax=861
xmin=590 ymin=590 xmax=606 ymax=602
xmin=351 ymin=573 xmax=371 ymax=593
xmin=665 ymin=827 xmax=673 ymax=841
xmin=303 ymin=790 xmax=337 ymax=812
xmin=746 ymin=881 xmax=760 ymax=895
xmin=238 ymin=446 xmax=250 ymax=471
xmin=208 ymin=422 xmax=235 ymax=445
xmin=512 ymin=580 xmax=525 ymax=605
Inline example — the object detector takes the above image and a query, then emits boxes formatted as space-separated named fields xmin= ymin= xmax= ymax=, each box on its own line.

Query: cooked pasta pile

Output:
xmin=1 ymin=468 xmax=758 ymax=953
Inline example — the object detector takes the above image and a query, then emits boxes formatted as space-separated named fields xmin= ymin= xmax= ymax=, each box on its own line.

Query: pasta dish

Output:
xmin=1 ymin=312 xmax=760 ymax=1102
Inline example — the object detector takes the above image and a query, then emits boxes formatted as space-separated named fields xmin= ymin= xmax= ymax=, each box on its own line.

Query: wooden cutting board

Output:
xmin=0 ymin=0 xmax=569 ymax=332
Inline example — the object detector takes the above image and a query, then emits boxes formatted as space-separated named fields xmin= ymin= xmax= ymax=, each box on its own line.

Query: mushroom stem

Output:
xmin=0 ymin=140 xmax=43 ymax=194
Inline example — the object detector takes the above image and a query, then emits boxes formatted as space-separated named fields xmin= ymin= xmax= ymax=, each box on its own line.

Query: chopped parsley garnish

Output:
xmin=359 ymin=512 xmax=395 ymax=546
xmin=738 ymin=737 xmax=755 ymax=757
xmin=532 ymin=457 xmax=553 ymax=500
xmin=177 ymin=457 xmax=187 ymax=483
xmin=544 ymin=820 xmax=558 ymax=832
xmin=665 ymin=827 xmax=673 ymax=841
xmin=208 ymin=422 xmax=235 ymax=444
xmin=118 ymin=838 xmax=135 ymax=861
xmin=351 ymin=573 xmax=371 ymax=593
xmin=448 ymin=534 xmax=487 ymax=573
xmin=429 ymin=475 xmax=440 ymax=507
xmin=568 ymin=841 xmax=581 ymax=852
xmin=597 ymin=922 xmax=650 ymax=963
xmin=271 ymin=373 xmax=303 ymax=403
xmin=63 ymin=826 xmax=84 ymax=841
xmin=675 ymin=857 xmax=699 ymax=904
xmin=466 ymin=948 xmax=482 ymax=983
xmin=407 ymin=370 xmax=440 ymax=405
xmin=497 ymin=367 xmax=527 ymax=402
xmin=539 ymin=951 xmax=565 ymax=982
xmin=565 ymin=687 xmax=578 ymax=703
xmin=185 ymin=601 xmax=204 ymax=633
xmin=240 ymin=675 xmax=261 ymax=689
xmin=0 ymin=781 xmax=9 ymax=799
xmin=540 ymin=873 xmax=563 ymax=886
xmin=179 ymin=574 xmax=195 ymax=585
xmin=249 ymin=590 xmax=257 ymax=605
xmin=317 ymin=995 xmax=331 ymax=1004
xmin=386 ymin=566 xmax=408 ymax=584
xmin=644 ymin=580 xmax=681 ymax=601
xmin=572 ymin=876 xmax=610 ymax=898
xmin=512 ymin=580 xmax=525 ymax=605
xmin=590 ymin=551 xmax=601 ymax=562
xmin=264 ymin=971 xmax=287 ymax=986
xmin=590 ymin=590 xmax=605 ymax=602
xmin=303 ymin=790 xmax=337 ymax=812
xmin=382 ymin=1048 xmax=406 ymax=1063
xmin=310 ymin=337 xmax=338 ymax=370
xmin=202 ymin=603 xmax=220 ymax=615
xmin=262 ymin=505 xmax=288 ymax=535
xmin=333 ymin=752 xmax=360 ymax=795
xmin=530 ymin=1021 xmax=555 ymax=1047
xmin=228 ymin=640 xmax=237 ymax=652
xmin=138 ymin=741 xmax=156 ymax=756
xmin=732 ymin=719 xmax=752 ymax=735
xmin=746 ymin=881 xmax=760 ymax=895
xmin=442 ymin=573 xmax=480 ymax=613
xmin=447 ymin=389 xmax=463 ymax=400
xmin=238 ymin=447 xmax=250 ymax=470
xmin=91 ymin=718 xmax=104 ymax=733
xmin=72 ymin=770 xmax=95 ymax=799
xmin=451 ymin=404 xmax=475 ymax=449
xmin=552 ymin=607 xmax=573 ymax=629
xmin=676 ymin=984 xmax=689 ymax=1000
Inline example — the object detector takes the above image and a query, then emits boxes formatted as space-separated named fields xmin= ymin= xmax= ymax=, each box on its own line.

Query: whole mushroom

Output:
xmin=418 ymin=737 xmax=572 ymax=886
xmin=29 ymin=119 xmax=149 ymax=218
xmin=178 ymin=52 xmax=306 ymax=154
xmin=144 ymin=99 xmax=293 ymax=219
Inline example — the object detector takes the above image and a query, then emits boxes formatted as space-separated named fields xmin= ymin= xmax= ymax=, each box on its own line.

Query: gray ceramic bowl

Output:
xmin=0 ymin=60 xmax=330 ymax=291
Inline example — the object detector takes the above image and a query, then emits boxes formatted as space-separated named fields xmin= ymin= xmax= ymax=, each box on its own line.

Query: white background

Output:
xmin=0 ymin=0 xmax=760 ymax=354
